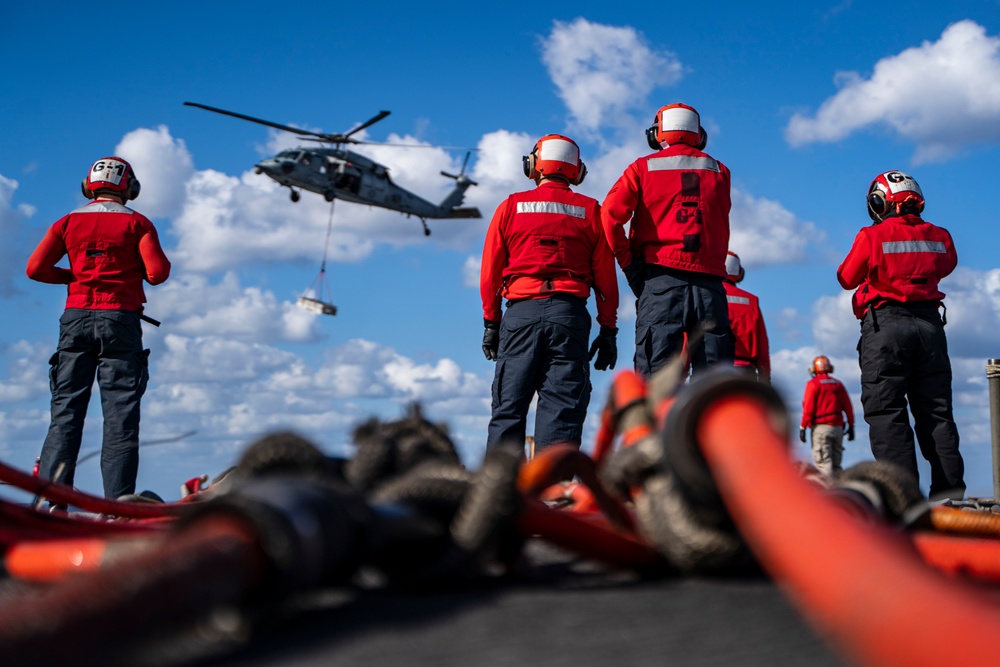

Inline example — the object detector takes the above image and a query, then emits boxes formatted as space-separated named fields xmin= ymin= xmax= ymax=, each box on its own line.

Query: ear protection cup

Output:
xmin=867 ymin=190 xmax=888 ymax=221
xmin=570 ymin=161 xmax=587 ymax=186
xmin=81 ymin=178 xmax=96 ymax=200
xmin=646 ymin=125 xmax=661 ymax=151
xmin=697 ymin=128 xmax=708 ymax=151
xmin=522 ymin=151 xmax=538 ymax=180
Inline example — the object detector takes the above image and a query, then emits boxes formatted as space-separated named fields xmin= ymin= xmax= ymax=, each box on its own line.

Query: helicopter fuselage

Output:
xmin=255 ymin=147 xmax=479 ymax=220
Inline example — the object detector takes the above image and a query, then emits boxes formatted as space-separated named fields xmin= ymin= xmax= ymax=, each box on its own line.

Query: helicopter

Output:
xmin=183 ymin=102 xmax=482 ymax=235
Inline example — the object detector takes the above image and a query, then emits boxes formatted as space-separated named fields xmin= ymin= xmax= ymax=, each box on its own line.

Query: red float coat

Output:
xmin=602 ymin=144 xmax=732 ymax=277
xmin=801 ymin=373 xmax=854 ymax=429
xmin=26 ymin=200 xmax=171 ymax=312
xmin=725 ymin=281 xmax=770 ymax=381
xmin=837 ymin=213 xmax=957 ymax=320
xmin=481 ymin=181 xmax=618 ymax=329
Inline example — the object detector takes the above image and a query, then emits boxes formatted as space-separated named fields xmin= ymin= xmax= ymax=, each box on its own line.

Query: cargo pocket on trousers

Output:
xmin=47 ymin=352 xmax=59 ymax=393
xmin=137 ymin=349 xmax=151 ymax=398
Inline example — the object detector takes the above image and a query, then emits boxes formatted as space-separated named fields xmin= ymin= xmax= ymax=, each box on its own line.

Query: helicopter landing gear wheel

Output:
xmin=290 ymin=190 xmax=301 ymax=203
xmin=324 ymin=191 xmax=335 ymax=202
xmin=420 ymin=219 xmax=430 ymax=236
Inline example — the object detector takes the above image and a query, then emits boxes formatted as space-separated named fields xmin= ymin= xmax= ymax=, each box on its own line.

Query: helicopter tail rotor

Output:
xmin=440 ymin=152 xmax=477 ymax=186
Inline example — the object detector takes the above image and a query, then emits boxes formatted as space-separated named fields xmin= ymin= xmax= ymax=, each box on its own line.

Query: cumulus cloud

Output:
xmin=115 ymin=126 xmax=195 ymax=219
xmin=729 ymin=188 xmax=827 ymax=266
xmin=149 ymin=272 xmax=322 ymax=344
xmin=786 ymin=20 xmax=1000 ymax=163
xmin=541 ymin=18 xmax=684 ymax=133
xmin=0 ymin=174 xmax=27 ymax=296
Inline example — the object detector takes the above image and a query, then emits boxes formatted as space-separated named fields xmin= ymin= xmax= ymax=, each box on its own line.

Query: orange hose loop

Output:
xmin=928 ymin=506 xmax=1000 ymax=538
xmin=517 ymin=499 xmax=661 ymax=569
xmin=697 ymin=395 xmax=1000 ymax=667
xmin=912 ymin=532 xmax=1000 ymax=583
xmin=518 ymin=445 xmax=635 ymax=531
xmin=621 ymin=423 xmax=654 ymax=447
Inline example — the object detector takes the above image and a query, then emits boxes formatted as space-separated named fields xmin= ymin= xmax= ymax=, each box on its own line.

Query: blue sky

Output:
xmin=3 ymin=2 xmax=1000 ymax=500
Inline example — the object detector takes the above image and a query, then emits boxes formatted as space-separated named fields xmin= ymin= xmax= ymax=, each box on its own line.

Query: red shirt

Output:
xmin=481 ymin=181 xmax=618 ymax=328
xmin=837 ymin=214 xmax=957 ymax=320
xmin=26 ymin=200 xmax=171 ymax=311
xmin=602 ymin=144 xmax=731 ymax=276
xmin=801 ymin=373 xmax=854 ymax=429
xmin=725 ymin=281 xmax=770 ymax=381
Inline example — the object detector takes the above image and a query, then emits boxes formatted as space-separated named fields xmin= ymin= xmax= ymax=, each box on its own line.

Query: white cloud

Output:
xmin=541 ymin=18 xmax=684 ymax=133
xmin=0 ymin=340 xmax=51 ymax=403
xmin=0 ymin=174 xmax=25 ymax=296
xmin=463 ymin=255 xmax=481 ymax=289
xmin=729 ymin=188 xmax=827 ymax=266
xmin=786 ymin=20 xmax=1000 ymax=163
xmin=149 ymin=272 xmax=322 ymax=344
xmin=115 ymin=126 xmax=195 ymax=219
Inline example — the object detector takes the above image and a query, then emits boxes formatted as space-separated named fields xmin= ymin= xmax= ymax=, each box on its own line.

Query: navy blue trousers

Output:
xmin=39 ymin=309 xmax=149 ymax=499
xmin=858 ymin=303 xmax=964 ymax=499
xmin=487 ymin=296 xmax=591 ymax=452
xmin=634 ymin=268 xmax=734 ymax=377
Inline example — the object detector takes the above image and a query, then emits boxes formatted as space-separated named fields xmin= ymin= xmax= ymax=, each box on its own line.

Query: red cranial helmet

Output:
xmin=725 ymin=251 xmax=744 ymax=283
xmin=646 ymin=103 xmax=707 ymax=150
xmin=81 ymin=156 xmax=141 ymax=201
xmin=523 ymin=134 xmax=586 ymax=185
xmin=866 ymin=170 xmax=924 ymax=222
xmin=809 ymin=355 xmax=833 ymax=375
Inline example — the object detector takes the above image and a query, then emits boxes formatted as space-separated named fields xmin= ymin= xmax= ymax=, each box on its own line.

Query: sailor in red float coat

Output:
xmin=27 ymin=156 xmax=171 ymax=500
xmin=481 ymin=135 xmax=618 ymax=453
xmin=602 ymin=142 xmax=732 ymax=278
xmin=480 ymin=182 xmax=618 ymax=329
xmin=721 ymin=251 xmax=770 ymax=382
xmin=837 ymin=169 xmax=963 ymax=499
xmin=602 ymin=103 xmax=733 ymax=377
xmin=799 ymin=357 xmax=854 ymax=476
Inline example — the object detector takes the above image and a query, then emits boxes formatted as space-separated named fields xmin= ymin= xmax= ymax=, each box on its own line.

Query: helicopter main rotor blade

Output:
xmin=184 ymin=102 xmax=332 ymax=141
xmin=343 ymin=110 xmax=391 ymax=139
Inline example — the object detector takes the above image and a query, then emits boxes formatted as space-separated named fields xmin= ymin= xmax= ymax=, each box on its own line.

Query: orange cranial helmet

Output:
xmin=646 ymin=103 xmax=707 ymax=151
xmin=725 ymin=251 xmax=744 ymax=283
xmin=867 ymin=170 xmax=924 ymax=222
xmin=523 ymin=134 xmax=587 ymax=185
xmin=81 ymin=156 xmax=141 ymax=201
xmin=809 ymin=355 xmax=833 ymax=375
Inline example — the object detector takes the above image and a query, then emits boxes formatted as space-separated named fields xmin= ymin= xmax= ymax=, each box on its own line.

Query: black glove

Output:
xmin=847 ymin=425 xmax=855 ymax=442
xmin=799 ymin=427 xmax=807 ymax=443
xmin=482 ymin=320 xmax=499 ymax=361
xmin=623 ymin=259 xmax=647 ymax=299
xmin=588 ymin=326 xmax=618 ymax=371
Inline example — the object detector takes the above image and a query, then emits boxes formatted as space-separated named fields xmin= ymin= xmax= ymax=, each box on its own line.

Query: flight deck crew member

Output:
xmin=27 ymin=157 xmax=171 ymax=499
xmin=837 ymin=170 xmax=964 ymax=499
xmin=799 ymin=355 xmax=854 ymax=476
xmin=481 ymin=134 xmax=619 ymax=453
xmin=602 ymin=103 xmax=734 ymax=377
xmin=723 ymin=251 xmax=770 ymax=383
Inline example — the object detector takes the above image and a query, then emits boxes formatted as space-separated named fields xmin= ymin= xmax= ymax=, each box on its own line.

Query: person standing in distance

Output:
xmin=799 ymin=355 xmax=855 ymax=476
xmin=481 ymin=134 xmax=619 ymax=453
xmin=26 ymin=156 xmax=171 ymax=499
xmin=837 ymin=170 xmax=964 ymax=499
xmin=602 ymin=103 xmax=734 ymax=377
xmin=722 ymin=251 xmax=770 ymax=383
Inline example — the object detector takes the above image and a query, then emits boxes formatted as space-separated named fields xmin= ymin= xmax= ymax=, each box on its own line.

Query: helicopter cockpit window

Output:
xmin=276 ymin=150 xmax=301 ymax=160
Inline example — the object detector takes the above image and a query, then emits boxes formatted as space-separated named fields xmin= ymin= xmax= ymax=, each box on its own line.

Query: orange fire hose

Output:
xmin=696 ymin=394 xmax=1000 ymax=667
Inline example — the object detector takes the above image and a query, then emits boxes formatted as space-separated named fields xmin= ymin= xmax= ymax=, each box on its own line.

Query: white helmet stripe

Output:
xmin=516 ymin=201 xmax=586 ymax=218
xmin=647 ymin=156 xmax=720 ymax=172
